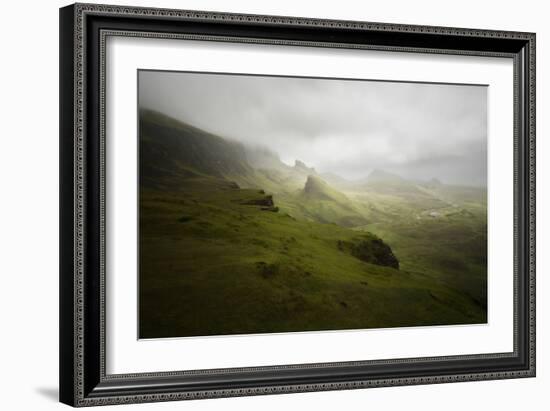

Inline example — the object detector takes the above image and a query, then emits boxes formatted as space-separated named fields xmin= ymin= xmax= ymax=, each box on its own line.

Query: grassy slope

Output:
xmin=140 ymin=178 xmax=485 ymax=338
xmin=353 ymin=187 xmax=487 ymax=307
xmin=347 ymin=175 xmax=487 ymax=308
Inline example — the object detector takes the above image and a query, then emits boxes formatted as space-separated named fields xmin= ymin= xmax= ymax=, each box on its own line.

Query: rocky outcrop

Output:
xmin=240 ymin=195 xmax=279 ymax=212
xmin=338 ymin=236 xmax=399 ymax=269
xmin=240 ymin=195 xmax=274 ymax=207
xmin=303 ymin=175 xmax=349 ymax=204
xmin=352 ymin=238 xmax=399 ymax=269
xmin=303 ymin=175 xmax=324 ymax=195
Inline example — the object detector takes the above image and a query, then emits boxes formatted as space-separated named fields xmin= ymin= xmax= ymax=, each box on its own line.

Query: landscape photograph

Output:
xmin=138 ymin=70 xmax=488 ymax=339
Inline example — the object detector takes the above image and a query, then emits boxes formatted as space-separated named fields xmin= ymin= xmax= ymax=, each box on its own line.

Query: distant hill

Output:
xmin=292 ymin=175 xmax=369 ymax=227
xmin=294 ymin=160 xmax=316 ymax=176
xmin=319 ymin=172 xmax=355 ymax=190
xmin=244 ymin=153 xmax=322 ymax=194
xmin=245 ymin=146 xmax=287 ymax=172
xmin=303 ymin=175 xmax=349 ymax=203
xmin=367 ymin=169 xmax=406 ymax=184
xmin=363 ymin=169 xmax=426 ymax=195
xmin=420 ymin=177 xmax=444 ymax=189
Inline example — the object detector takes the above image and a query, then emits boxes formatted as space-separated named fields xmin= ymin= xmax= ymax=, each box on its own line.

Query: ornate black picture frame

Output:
xmin=59 ymin=3 xmax=535 ymax=407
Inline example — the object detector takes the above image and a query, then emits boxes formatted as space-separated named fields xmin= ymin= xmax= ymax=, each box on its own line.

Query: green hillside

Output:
xmin=138 ymin=110 xmax=488 ymax=338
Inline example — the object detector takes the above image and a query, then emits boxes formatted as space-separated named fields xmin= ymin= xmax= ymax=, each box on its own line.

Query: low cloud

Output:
xmin=139 ymin=70 xmax=487 ymax=186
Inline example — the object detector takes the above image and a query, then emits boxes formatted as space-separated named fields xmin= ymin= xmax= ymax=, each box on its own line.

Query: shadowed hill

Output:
xmin=140 ymin=109 xmax=253 ymax=187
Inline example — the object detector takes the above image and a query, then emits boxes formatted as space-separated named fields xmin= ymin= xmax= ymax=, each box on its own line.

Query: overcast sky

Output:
xmin=139 ymin=70 xmax=487 ymax=186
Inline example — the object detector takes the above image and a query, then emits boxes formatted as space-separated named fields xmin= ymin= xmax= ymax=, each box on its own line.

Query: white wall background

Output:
xmin=0 ymin=0 xmax=546 ymax=409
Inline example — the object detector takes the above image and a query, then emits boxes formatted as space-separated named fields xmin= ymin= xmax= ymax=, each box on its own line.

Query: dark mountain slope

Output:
xmin=140 ymin=109 xmax=253 ymax=187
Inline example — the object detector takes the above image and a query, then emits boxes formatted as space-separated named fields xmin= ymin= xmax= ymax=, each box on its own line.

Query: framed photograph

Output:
xmin=59 ymin=3 xmax=535 ymax=407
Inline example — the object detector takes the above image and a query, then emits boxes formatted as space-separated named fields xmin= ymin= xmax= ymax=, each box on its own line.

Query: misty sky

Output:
xmin=138 ymin=70 xmax=487 ymax=186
